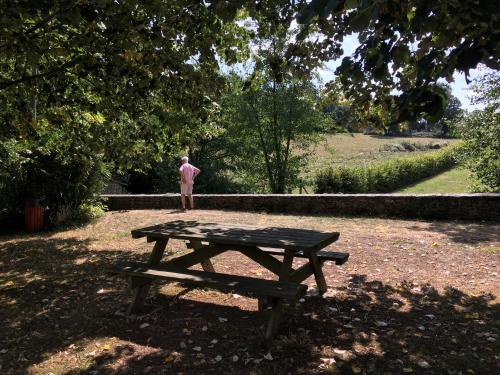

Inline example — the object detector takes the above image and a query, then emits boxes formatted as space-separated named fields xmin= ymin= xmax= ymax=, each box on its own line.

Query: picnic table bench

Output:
xmin=109 ymin=220 xmax=349 ymax=341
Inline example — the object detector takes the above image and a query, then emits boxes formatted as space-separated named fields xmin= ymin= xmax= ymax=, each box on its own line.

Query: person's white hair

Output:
xmin=181 ymin=156 xmax=189 ymax=162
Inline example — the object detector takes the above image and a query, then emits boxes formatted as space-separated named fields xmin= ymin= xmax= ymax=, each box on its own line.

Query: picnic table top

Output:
xmin=131 ymin=220 xmax=340 ymax=251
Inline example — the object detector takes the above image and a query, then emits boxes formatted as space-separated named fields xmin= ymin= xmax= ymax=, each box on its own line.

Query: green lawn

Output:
xmin=397 ymin=167 xmax=476 ymax=193
xmin=308 ymin=133 xmax=454 ymax=169
xmin=297 ymin=133 xmax=457 ymax=193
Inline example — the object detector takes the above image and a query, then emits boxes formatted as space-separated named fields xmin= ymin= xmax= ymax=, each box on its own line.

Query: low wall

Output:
xmin=101 ymin=193 xmax=500 ymax=221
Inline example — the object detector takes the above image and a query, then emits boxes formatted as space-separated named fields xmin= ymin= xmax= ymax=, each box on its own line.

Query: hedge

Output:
xmin=314 ymin=143 xmax=463 ymax=193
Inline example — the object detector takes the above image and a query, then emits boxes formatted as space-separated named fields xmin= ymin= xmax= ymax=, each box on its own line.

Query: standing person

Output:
xmin=179 ymin=156 xmax=200 ymax=210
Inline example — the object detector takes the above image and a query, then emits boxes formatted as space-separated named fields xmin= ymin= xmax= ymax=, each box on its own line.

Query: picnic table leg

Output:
xmin=265 ymin=250 xmax=294 ymax=340
xmin=189 ymin=240 xmax=215 ymax=272
xmin=309 ymin=252 xmax=327 ymax=294
xmin=128 ymin=238 xmax=168 ymax=314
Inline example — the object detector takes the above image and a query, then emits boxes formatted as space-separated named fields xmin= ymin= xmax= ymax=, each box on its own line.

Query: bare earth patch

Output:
xmin=1 ymin=210 xmax=499 ymax=374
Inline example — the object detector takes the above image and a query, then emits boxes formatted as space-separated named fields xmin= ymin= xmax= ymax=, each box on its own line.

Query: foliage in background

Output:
xmin=315 ymin=143 xmax=462 ymax=193
xmin=0 ymin=114 xmax=110 ymax=226
xmin=221 ymin=77 xmax=327 ymax=193
xmin=456 ymin=71 xmax=499 ymax=192
xmin=300 ymin=0 xmax=499 ymax=124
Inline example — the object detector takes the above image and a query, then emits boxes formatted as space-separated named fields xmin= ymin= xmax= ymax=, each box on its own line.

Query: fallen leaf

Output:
xmin=352 ymin=364 xmax=362 ymax=373
xmin=417 ymin=359 xmax=430 ymax=368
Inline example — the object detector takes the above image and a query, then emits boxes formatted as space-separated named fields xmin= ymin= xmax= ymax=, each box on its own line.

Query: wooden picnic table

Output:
xmin=110 ymin=220 xmax=349 ymax=340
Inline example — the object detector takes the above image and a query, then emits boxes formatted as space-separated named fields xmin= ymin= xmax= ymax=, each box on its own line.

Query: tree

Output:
xmin=433 ymin=84 xmax=463 ymax=136
xmin=222 ymin=76 xmax=327 ymax=193
xmin=0 ymin=1 xmax=253 ymax=224
xmin=298 ymin=0 xmax=499 ymax=123
xmin=457 ymin=72 xmax=500 ymax=191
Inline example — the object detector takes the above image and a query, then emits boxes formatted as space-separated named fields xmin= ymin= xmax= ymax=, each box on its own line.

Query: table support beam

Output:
xmin=189 ymin=240 xmax=215 ymax=272
xmin=128 ymin=238 xmax=168 ymax=314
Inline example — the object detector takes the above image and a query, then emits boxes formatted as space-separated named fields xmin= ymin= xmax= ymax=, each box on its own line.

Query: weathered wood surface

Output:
xmin=111 ymin=262 xmax=307 ymax=300
xmin=132 ymin=220 xmax=340 ymax=251
xmin=258 ymin=248 xmax=349 ymax=265
xmin=127 ymin=238 xmax=168 ymax=314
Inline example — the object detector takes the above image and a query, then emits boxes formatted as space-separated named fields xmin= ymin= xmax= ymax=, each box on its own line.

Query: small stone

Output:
xmin=424 ymin=314 xmax=436 ymax=319
xmin=263 ymin=352 xmax=273 ymax=360
xmin=210 ymin=339 xmax=218 ymax=344
xmin=218 ymin=317 xmax=228 ymax=323
xmin=215 ymin=355 xmax=222 ymax=362
xmin=179 ymin=341 xmax=187 ymax=349
xmin=418 ymin=325 xmax=426 ymax=331
xmin=375 ymin=321 xmax=388 ymax=327
xmin=232 ymin=355 xmax=239 ymax=362
xmin=299 ymin=298 xmax=305 ymax=303
xmin=486 ymin=337 xmax=496 ymax=343
xmin=417 ymin=360 xmax=431 ymax=368
xmin=193 ymin=346 xmax=202 ymax=352
xmin=328 ymin=307 xmax=338 ymax=313
xmin=201 ymin=326 xmax=208 ymax=332
xmin=139 ymin=323 xmax=150 ymax=329
xmin=0 ymin=349 xmax=8 ymax=354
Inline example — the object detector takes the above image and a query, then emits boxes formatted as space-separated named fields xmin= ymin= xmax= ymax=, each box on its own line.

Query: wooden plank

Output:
xmin=162 ymin=245 xmax=226 ymax=269
xmin=258 ymin=248 xmax=349 ymax=265
xmin=190 ymin=239 xmax=215 ymax=272
xmin=111 ymin=262 xmax=307 ymax=300
xmin=309 ymin=252 xmax=327 ymax=294
xmin=238 ymin=247 xmax=284 ymax=275
xmin=131 ymin=221 xmax=340 ymax=251
xmin=288 ymin=263 xmax=315 ymax=284
xmin=128 ymin=238 xmax=168 ymax=314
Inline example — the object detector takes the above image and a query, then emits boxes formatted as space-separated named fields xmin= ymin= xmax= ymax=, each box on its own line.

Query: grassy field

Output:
xmin=307 ymin=133 xmax=454 ymax=170
xmin=397 ymin=167 xmax=473 ymax=193
xmin=298 ymin=133 xmax=459 ymax=192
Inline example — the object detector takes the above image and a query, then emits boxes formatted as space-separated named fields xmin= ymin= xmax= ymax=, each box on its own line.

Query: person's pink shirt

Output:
xmin=179 ymin=163 xmax=197 ymax=183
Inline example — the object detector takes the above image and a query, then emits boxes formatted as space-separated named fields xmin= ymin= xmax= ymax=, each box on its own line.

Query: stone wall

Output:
xmin=102 ymin=193 xmax=500 ymax=221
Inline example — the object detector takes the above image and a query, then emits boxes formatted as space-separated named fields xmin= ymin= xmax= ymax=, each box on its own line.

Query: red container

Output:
xmin=25 ymin=205 xmax=44 ymax=232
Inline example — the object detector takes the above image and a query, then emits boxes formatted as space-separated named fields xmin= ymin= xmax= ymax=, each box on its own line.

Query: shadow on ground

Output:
xmin=408 ymin=221 xmax=500 ymax=244
xmin=0 ymin=236 xmax=498 ymax=374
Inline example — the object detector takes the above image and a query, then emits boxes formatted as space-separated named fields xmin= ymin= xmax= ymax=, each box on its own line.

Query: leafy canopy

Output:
xmin=298 ymin=0 xmax=500 ymax=122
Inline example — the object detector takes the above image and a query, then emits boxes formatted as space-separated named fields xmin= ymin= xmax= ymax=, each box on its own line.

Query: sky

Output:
xmin=316 ymin=34 xmax=485 ymax=111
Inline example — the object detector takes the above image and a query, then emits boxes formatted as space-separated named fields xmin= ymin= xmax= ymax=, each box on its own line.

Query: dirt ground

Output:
xmin=1 ymin=210 xmax=499 ymax=374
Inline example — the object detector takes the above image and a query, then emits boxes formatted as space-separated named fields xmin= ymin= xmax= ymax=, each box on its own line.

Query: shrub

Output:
xmin=314 ymin=143 xmax=462 ymax=193
xmin=456 ymin=108 xmax=499 ymax=192
xmin=0 ymin=135 xmax=110 ymax=229
xmin=380 ymin=141 xmax=445 ymax=152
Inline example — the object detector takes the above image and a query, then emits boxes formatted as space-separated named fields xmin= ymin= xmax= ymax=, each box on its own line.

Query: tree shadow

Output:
xmin=407 ymin=220 xmax=500 ymax=244
xmin=1 ymin=237 xmax=498 ymax=374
